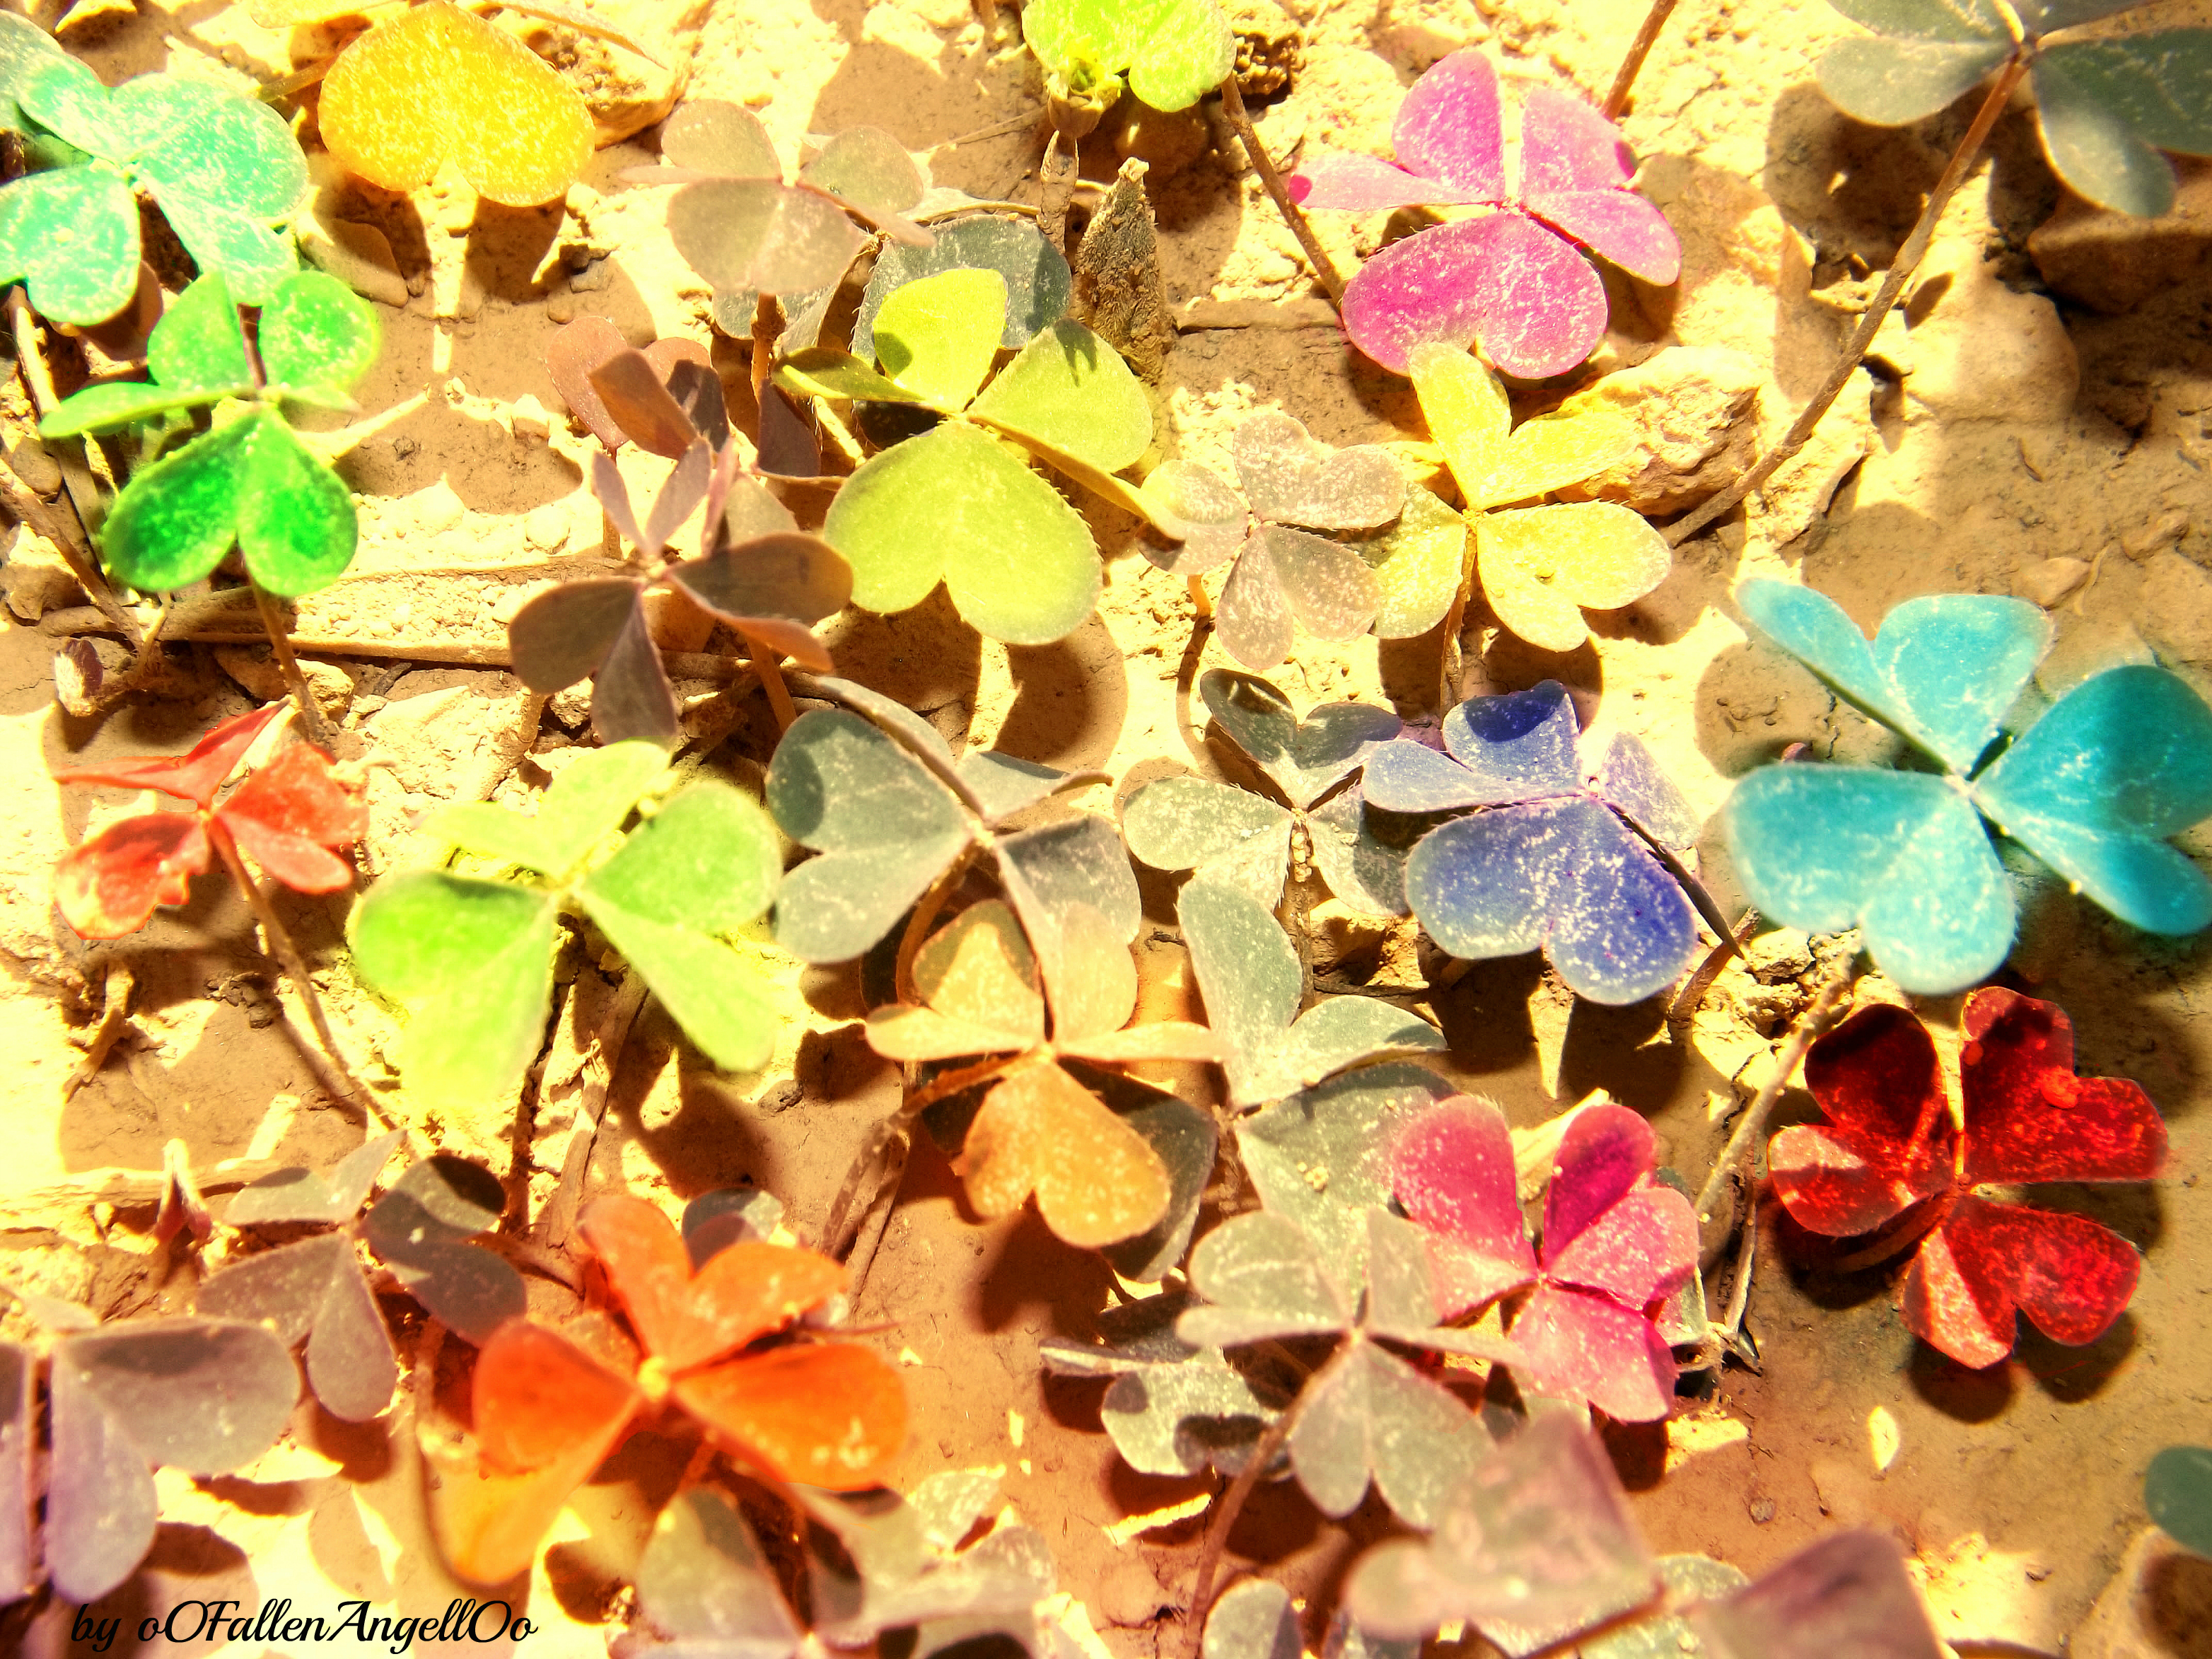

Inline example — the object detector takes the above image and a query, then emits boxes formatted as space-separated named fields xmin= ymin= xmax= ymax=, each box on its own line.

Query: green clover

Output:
xmin=0 ymin=54 xmax=307 ymax=324
xmin=42 ymin=270 xmax=380 ymax=598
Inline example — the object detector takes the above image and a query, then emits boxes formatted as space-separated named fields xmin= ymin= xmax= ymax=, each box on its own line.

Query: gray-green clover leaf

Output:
xmin=1178 ymin=880 xmax=1443 ymax=1107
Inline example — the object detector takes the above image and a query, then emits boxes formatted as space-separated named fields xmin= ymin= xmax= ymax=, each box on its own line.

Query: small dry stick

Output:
xmin=1665 ymin=57 xmax=2031 ymax=549
xmin=1604 ymin=0 xmax=1683 ymax=119
xmin=252 ymin=583 xmax=335 ymax=749
xmin=1182 ymin=1337 xmax=1349 ymax=1658
xmin=1218 ymin=74 xmax=1345 ymax=308
xmin=1693 ymin=959 xmax=1855 ymax=1259
xmin=7 ymin=287 xmax=112 ymax=549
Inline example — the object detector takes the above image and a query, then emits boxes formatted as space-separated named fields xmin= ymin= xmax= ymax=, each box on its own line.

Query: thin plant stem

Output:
xmin=1186 ymin=573 xmax=1212 ymax=621
xmin=208 ymin=825 xmax=401 ymax=1136
xmin=1835 ymin=1192 xmax=1953 ymax=1273
xmin=252 ymin=583 xmax=335 ymax=748
xmin=1667 ymin=908 xmax=1759 ymax=1027
xmin=1182 ymin=1337 xmax=1350 ymax=1658
xmin=1666 ymin=56 xmax=2030 ymax=548
xmin=1218 ymin=74 xmax=1345 ymax=308
xmin=1604 ymin=0 xmax=1682 ymax=119
xmin=745 ymin=633 xmax=798 ymax=733
xmin=750 ymin=293 xmax=775 ymax=409
xmin=1692 ymin=960 xmax=1855 ymax=1246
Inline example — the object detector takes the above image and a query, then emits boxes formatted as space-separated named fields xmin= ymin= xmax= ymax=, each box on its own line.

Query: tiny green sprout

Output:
xmin=0 ymin=47 xmax=308 ymax=324
xmin=777 ymin=266 xmax=1153 ymax=644
xmin=1021 ymin=0 xmax=1237 ymax=117
xmin=40 ymin=270 xmax=380 ymax=600
xmin=351 ymin=744 xmax=783 ymax=1110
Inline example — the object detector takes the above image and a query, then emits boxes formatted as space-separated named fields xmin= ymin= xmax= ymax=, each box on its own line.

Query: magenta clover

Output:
xmin=1291 ymin=51 xmax=1680 ymax=379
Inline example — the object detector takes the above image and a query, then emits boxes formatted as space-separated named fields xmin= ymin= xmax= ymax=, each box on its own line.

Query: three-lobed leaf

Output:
xmin=1022 ymin=0 xmax=1237 ymax=111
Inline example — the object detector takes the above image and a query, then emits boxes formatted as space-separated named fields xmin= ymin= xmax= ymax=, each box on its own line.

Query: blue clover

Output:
xmin=1723 ymin=577 xmax=2212 ymax=994
xmin=1366 ymin=680 xmax=1704 ymax=1004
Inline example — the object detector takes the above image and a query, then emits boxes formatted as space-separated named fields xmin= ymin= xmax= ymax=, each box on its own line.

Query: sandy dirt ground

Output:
xmin=3 ymin=0 xmax=2211 ymax=1653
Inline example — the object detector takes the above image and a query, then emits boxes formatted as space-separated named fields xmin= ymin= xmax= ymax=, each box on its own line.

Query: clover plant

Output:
xmin=513 ymin=342 xmax=851 ymax=743
xmin=1364 ymin=680 xmax=1710 ymax=1006
xmin=1022 ymin=0 xmax=1236 ymax=118
xmin=626 ymin=1470 xmax=1063 ymax=1655
xmin=1820 ymin=0 xmax=2212 ymax=218
xmin=1179 ymin=880 xmax=1445 ymax=1106
xmin=1139 ymin=411 xmax=1407 ymax=670
xmin=1346 ymin=1411 xmax=1659 ymax=1650
xmin=1175 ymin=1207 xmax=1522 ymax=1527
xmin=0 ymin=45 xmax=308 ymax=323
xmin=1770 ymin=988 xmax=2165 ymax=1368
xmin=309 ymin=0 xmax=597 ymax=206
xmin=351 ymin=743 xmax=781 ymax=1108
xmin=2146 ymin=1445 xmax=2212 ymax=1557
xmin=647 ymin=98 xmax=930 ymax=332
xmin=40 ymin=270 xmax=381 ymax=599
xmin=206 ymin=1147 xmax=527 ymax=1423
xmin=1393 ymin=1096 xmax=1699 ymax=1421
xmin=196 ymin=1133 xmax=405 ymax=1421
xmin=1210 ymin=1585 xmax=1421 ymax=1659
xmin=0 ymin=1310 xmax=296 ymax=1605
xmin=1411 ymin=343 xmax=1672 ymax=653
xmin=1723 ymin=578 xmax=2212 ymax=993
xmin=853 ymin=213 xmax=1073 ymax=362
xmin=765 ymin=675 xmax=1139 ymax=964
xmin=865 ymin=898 xmax=1219 ymax=1249
xmin=50 ymin=703 xmax=363 ymax=940
xmin=1289 ymin=51 xmax=1681 ymax=377
xmin=776 ymin=267 xmax=1152 ymax=644
xmin=431 ymin=1192 xmax=902 ymax=1583
xmin=1123 ymin=668 xmax=1409 ymax=914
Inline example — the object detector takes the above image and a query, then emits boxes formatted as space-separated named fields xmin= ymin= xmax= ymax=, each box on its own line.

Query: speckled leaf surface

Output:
xmin=823 ymin=421 xmax=1100 ymax=644
xmin=351 ymin=873 xmax=561 ymax=1109
xmin=1345 ymin=1412 xmax=1658 ymax=1651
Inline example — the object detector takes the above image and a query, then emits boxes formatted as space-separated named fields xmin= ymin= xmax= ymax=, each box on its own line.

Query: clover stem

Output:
xmin=750 ymin=293 xmax=775 ymax=410
xmin=532 ymin=969 xmax=649 ymax=1252
xmin=208 ymin=822 xmax=397 ymax=1135
xmin=734 ymin=627 xmax=799 ymax=733
xmin=1665 ymin=54 xmax=2030 ymax=548
xmin=1217 ymin=74 xmax=1346 ymax=309
xmin=252 ymin=581 xmax=337 ymax=749
xmin=1692 ymin=958 xmax=1855 ymax=1261
xmin=1186 ymin=574 xmax=1212 ymax=621
xmin=1172 ymin=598 xmax=1216 ymax=767
xmin=1603 ymin=0 xmax=1682 ymax=119
xmin=1667 ymin=907 xmax=1760 ymax=1028
xmin=895 ymin=844 xmax=976 ymax=1008
xmin=1835 ymin=1192 xmax=1955 ymax=1273
xmin=1621 ymin=815 xmax=1742 ymax=968
xmin=1182 ymin=1334 xmax=1351 ymax=1658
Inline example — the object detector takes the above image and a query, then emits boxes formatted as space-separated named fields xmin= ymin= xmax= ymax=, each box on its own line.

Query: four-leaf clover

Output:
xmin=1770 ymin=988 xmax=2166 ymax=1368
xmin=1290 ymin=50 xmax=1681 ymax=378
xmin=1392 ymin=1095 xmax=1698 ymax=1421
